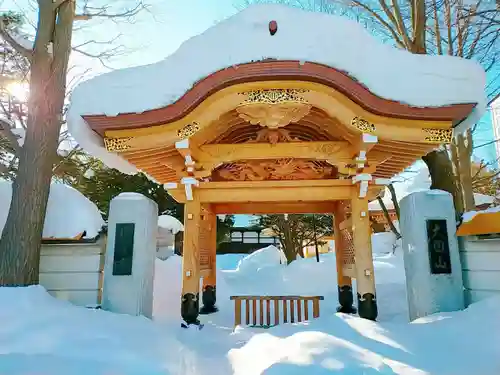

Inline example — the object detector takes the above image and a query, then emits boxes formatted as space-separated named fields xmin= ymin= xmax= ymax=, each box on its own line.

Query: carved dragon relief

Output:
xmin=212 ymin=159 xmax=338 ymax=181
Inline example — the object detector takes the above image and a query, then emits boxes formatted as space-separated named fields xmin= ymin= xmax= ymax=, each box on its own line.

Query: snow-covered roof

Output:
xmin=157 ymin=215 xmax=184 ymax=235
xmin=67 ymin=4 xmax=486 ymax=175
xmin=369 ymin=167 xmax=495 ymax=211
xmin=0 ymin=181 xmax=105 ymax=239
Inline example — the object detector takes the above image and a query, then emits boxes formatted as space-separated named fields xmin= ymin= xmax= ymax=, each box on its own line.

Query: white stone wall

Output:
xmin=102 ymin=193 xmax=158 ymax=319
xmin=459 ymin=236 xmax=500 ymax=305
xmin=40 ymin=238 xmax=105 ymax=307
xmin=400 ymin=191 xmax=464 ymax=321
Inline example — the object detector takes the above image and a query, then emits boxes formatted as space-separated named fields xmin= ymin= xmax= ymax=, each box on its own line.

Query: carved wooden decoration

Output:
xmin=236 ymin=102 xmax=312 ymax=129
xmin=240 ymin=89 xmax=308 ymax=105
xmin=250 ymin=128 xmax=296 ymax=144
xmin=212 ymin=159 xmax=337 ymax=181
xmin=423 ymin=128 xmax=453 ymax=143
xmin=177 ymin=122 xmax=200 ymax=140
xmin=104 ymin=137 xmax=133 ymax=152
xmin=351 ymin=117 xmax=376 ymax=133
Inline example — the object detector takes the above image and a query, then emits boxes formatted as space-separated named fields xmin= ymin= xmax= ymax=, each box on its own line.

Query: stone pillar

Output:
xmin=102 ymin=193 xmax=158 ymax=318
xmin=333 ymin=201 xmax=356 ymax=314
xmin=200 ymin=210 xmax=217 ymax=314
xmin=351 ymin=188 xmax=378 ymax=320
xmin=400 ymin=190 xmax=464 ymax=321
xmin=181 ymin=198 xmax=201 ymax=325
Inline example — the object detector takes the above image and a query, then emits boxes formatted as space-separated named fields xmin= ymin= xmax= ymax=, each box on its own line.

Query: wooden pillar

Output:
xmin=181 ymin=197 xmax=201 ymax=325
xmin=333 ymin=201 xmax=356 ymax=314
xmin=200 ymin=209 xmax=218 ymax=314
xmin=351 ymin=186 xmax=378 ymax=320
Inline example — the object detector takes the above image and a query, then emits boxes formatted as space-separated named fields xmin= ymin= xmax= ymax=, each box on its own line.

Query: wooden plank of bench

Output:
xmin=230 ymin=296 xmax=324 ymax=301
xmin=313 ymin=298 xmax=320 ymax=318
xmin=297 ymin=300 xmax=302 ymax=322
xmin=230 ymin=296 xmax=325 ymax=328
xmin=252 ymin=299 xmax=257 ymax=326
xmin=274 ymin=300 xmax=279 ymax=326
xmin=245 ymin=299 xmax=250 ymax=325
xmin=235 ymin=299 xmax=242 ymax=326
xmin=283 ymin=299 xmax=288 ymax=323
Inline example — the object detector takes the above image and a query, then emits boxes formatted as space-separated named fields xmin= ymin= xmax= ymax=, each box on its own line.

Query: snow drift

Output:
xmin=0 ymin=181 xmax=104 ymax=239
xmin=0 ymin=237 xmax=499 ymax=374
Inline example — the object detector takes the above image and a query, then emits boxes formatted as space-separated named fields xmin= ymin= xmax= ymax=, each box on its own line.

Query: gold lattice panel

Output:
xmin=340 ymin=223 xmax=356 ymax=278
xmin=198 ymin=216 xmax=211 ymax=270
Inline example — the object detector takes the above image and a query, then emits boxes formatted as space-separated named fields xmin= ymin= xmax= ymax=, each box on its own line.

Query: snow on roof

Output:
xmin=0 ymin=181 xmax=105 ymax=239
xmin=67 ymin=4 xmax=486 ymax=175
xmin=369 ymin=166 xmax=495 ymax=211
xmin=157 ymin=215 xmax=184 ymax=234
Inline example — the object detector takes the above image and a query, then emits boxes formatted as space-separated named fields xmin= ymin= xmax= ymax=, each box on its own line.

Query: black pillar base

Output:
xmin=357 ymin=292 xmax=378 ymax=321
xmin=336 ymin=285 xmax=357 ymax=314
xmin=181 ymin=292 xmax=200 ymax=325
xmin=199 ymin=285 xmax=218 ymax=315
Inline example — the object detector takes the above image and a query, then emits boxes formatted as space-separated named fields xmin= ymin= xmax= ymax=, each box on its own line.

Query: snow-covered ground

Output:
xmin=0 ymin=234 xmax=499 ymax=374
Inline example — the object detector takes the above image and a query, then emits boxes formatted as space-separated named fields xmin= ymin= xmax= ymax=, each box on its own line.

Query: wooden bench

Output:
xmin=230 ymin=295 xmax=325 ymax=328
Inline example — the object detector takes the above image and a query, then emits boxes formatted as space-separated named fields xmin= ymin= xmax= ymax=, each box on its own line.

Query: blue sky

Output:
xmin=2 ymin=0 xmax=497 ymax=226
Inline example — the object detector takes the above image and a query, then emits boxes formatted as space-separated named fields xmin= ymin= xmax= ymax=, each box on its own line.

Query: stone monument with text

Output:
xmin=399 ymin=190 xmax=464 ymax=321
xmin=102 ymin=193 xmax=158 ymax=318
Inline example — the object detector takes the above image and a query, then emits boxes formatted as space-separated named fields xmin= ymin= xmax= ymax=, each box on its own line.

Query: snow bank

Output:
xmin=67 ymin=4 xmax=486 ymax=174
xmin=158 ymin=215 xmax=184 ymax=234
xmin=462 ymin=205 xmax=500 ymax=223
xmin=188 ymin=234 xmax=407 ymax=319
xmin=228 ymin=296 xmax=500 ymax=375
xmin=235 ymin=245 xmax=287 ymax=273
xmin=0 ymin=181 xmax=104 ymax=239
xmin=1 ymin=231 xmax=499 ymax=374
xmin=0 ymin=286 xmax=185 ymax=375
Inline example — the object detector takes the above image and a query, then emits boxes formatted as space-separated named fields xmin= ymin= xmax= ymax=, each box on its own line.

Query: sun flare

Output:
xmin=6 ymin=81 xmax=30 ymax=102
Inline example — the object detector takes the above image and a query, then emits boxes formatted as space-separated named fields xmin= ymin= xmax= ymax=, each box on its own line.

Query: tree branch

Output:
xmin=347 ymin=0 xmax=406 ymax=47
xmin=0 ymin=20 xmax=33 ymax=61
xmin=0 ymin=118 xmax=21 ymax=154
xmin=74 ymin=2 xmax=147 ymax=21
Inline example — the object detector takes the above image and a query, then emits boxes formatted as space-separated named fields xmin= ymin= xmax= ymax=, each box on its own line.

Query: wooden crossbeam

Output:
xmin=167 ymin=179 xmax=382 ymax=203
xmin=212 ymin=201 xmax=337 ymax=214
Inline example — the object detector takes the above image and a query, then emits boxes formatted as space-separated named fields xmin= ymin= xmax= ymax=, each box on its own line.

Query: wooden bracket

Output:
xmin=180 ymin=177 xmax=199 ymax=201
xmin=352 ymin=133 xmax=378 ymax=169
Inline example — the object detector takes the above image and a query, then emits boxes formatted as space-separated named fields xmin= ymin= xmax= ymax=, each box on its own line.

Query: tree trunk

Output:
xmin=457 ymin=131 xmax=475 ymax=211
xmin=0 ymin=1 xmax=74 ymax=285
xmin=387 ymin=184 xmax=401 ymax=220
xmin=422 ymin=148 xmax=464 ymax=218
xmin=377 ymin=195 xmax=401 ymax=238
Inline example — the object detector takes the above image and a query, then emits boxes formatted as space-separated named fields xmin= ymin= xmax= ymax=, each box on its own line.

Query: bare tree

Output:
xmin=0 ymin=1 xmax=147 ymax=286
xmin=336 ymin=0 xmax=498 ymax=215
xmin=259 ymin=214 xmax=333 ymax=264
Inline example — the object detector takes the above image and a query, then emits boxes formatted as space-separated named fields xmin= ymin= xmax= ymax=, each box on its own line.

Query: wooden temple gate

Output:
xmin=79 ymin=60 xmax=476 ymax=325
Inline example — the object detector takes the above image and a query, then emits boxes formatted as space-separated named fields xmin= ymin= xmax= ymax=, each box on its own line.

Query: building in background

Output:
xmin=218 ymin=226 xmax=279 ymax=254
xmin=492 ymin=97 xmax=500 ymax=160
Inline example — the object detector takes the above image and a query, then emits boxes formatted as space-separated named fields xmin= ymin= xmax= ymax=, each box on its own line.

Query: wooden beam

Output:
xmin=198 ymin=185 xmax=353 ymax=203
xmin=212 ymin=201 xmax=337 ymax=214
xmin=181 ymin=196 xmax=202 ymax=323
xmin=351 ymin=187 xmax=377 ymax=320
xmin=167 ymin=179 xmax=383 ymax=204
xmin=334 ymin=202 xmax=353 ymax=290
xmin=168 ymin=180 xmax=360 ymax=203
xmin=200 ymin=141 xmax=350 ymax=162
xmin=198 ymin=142 xmax=390 ymax=166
